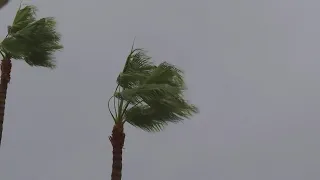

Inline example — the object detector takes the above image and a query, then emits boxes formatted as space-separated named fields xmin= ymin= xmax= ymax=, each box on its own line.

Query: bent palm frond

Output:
xmin=117 ymin=49 xmax=156 ymax=88
xmin=9 ymin=5 xmax=37 ymax=34
xmin=124 ymin=98 xmax=198 ymax=132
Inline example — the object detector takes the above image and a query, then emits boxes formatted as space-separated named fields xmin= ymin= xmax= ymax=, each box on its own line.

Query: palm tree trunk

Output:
xmin=109 ymin=123 xmax=125 ymax=180
xmin=0 ymin=57 xmax=12 ymax=146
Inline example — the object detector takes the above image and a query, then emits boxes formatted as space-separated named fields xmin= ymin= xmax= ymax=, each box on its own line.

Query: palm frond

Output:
xmin=116 ymin=62 xmax=186 ymax=104
xmin=124 ymin=105 xmax=179 ymax=132
xmin=123 ymin=49 xmax=155 ymax=73
xmin=10 ymin=5 xmax=37 ymax=34
xmin=117 ymin=49 xmax=156 ymax=88
xmin=144 ymin=62 xmax=185 ymax=88
xmin=149 ymin=96 xmax=198 ymax=118
xmin=1 ymin=17 xmax=63 ymax=68
xmin=125 ymin=102 xmax=198 ymax=132
xmin=117 ymin=72 xmax=149 ymax=89
xmin=115 ymin=84 xmax=182 ymax=103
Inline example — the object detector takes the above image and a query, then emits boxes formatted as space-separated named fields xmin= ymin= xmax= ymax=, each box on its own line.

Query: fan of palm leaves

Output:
xmin=0 ymin=5 xmax=62 ymax=68
xmin=109 ymin=46 xmax=198 ymax=132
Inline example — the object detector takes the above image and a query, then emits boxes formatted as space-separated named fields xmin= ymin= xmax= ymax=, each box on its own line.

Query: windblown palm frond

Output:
xmin=9 ymin=5 xmax=37 ymax=34
xmin=124 ymin=105 xmax=181 ymax=132
xmin=112 ymin=48 xmax=198 ymax=132
xmin=115 ymin=84 xmax=182 ymax=103
xmin=124 ymin=97 xmax=198 ymax=132
xmin=117 ymin=49 xmax=156 ymax=88
xmin=0 ymin=5 xmax=63 ymax=68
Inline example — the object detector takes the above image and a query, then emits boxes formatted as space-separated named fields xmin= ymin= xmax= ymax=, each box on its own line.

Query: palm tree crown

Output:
xmin=108 ymin=45 xmax=198 ymax=132
xmin=0 ymin=4 xmax=62 ymax=146
xmin=0 ymin=5 xmax=63 ymax=67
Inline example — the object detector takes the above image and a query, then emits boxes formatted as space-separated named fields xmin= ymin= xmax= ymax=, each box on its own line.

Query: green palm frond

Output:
xmin=118 ymin=60 xmax=185 ymax=90
xmin=117 ymin=49 xmax=156 ymax=88
xmin=123 ymin=49 xmax=155 ymax=73
xmin=9 ymin=5 xmax=37 ymax=34
xmin=124 ymin=105 xmax=180 ymax=132
xmin=117 ymin=72 xmax=150 ymax=89
xmin=115 ymin=62 xmax=186 ymax=104
xmin=144 ymin=62 xmax=185 ymax=88
xmin=110 ymin=47 xmax=198 ymax=132
xmin=121 ymin=88 xmax=198 ymax=131
xmin=124 ymin=101 xmax=198 ymax=132
xmin=115 ymin=84 xmax=182 ymax=103
xmin=1 ymin=15 xmax=63 ymax=68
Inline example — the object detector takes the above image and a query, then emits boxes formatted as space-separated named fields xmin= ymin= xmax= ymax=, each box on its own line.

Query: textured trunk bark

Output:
xmin=0 ymin=58 xmax=12 ymax=146
xmin=109 ymin=123 xmax=125 ymax=180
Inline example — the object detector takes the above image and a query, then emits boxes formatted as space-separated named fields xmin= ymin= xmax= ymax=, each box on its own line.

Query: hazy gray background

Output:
xmin=0 ymin=0 xmax=320 ymax=179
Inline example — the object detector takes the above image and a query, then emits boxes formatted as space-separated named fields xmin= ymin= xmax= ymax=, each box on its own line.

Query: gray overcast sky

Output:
xmin=0 ymin=0 xmax=320 ymax=179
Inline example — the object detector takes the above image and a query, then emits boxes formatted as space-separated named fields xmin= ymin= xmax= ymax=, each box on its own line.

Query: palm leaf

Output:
xmin=124 ymin=105 xmax=180 ymax=132
xmin=113 ymin=48 xmax=198 ymax=131
xmin=117 ymin=49 xmax=156 ymax=88
xmin=116 ymin=62 xmax=186 ymax=104
xmin=144 ymin=62 xmax=185 ymax=88
xmin=117 ymin=72 xmax=150 ymax=89
xmin=115 ymin=84 xmax=182 ymax=103
xmin=123 ymin=49 xmax=155 ymax=73
xmin=125 ymin=101 xmax=198 ymax=132
xmin=125 ymin=92 xmax=198 ymax=131
xmin=10 ymin=5 xmax=37 ymax=34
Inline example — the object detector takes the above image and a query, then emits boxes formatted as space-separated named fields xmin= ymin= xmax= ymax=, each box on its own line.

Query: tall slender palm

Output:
xmin=108 ymin=44 xmax=199 ymax=180
xmin=0 ymin=5 xmax=63 ymax=146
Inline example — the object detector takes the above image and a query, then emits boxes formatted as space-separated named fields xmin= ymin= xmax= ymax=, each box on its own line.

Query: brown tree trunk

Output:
xmin=0 ymin=58 xmax=12 ymax=146
xmin=109 ymin=123 xmax=125 ymax=180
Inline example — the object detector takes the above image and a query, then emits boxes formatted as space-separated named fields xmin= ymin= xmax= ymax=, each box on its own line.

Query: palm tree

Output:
xmin=108 ymin=44 xmax=199 ymax=180
xmin=0 ymin=5 xmax=63 ymax=146
xmin=0 ymin=0 xmax=9 ymax=10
